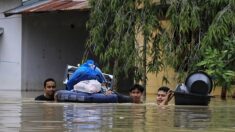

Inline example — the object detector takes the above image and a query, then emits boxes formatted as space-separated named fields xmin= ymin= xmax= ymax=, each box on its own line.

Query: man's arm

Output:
xmin=114 ymin=92 xmax=132 ymax=103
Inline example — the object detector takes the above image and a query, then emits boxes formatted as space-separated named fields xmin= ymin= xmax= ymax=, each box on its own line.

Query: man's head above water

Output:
xmin=43 ymin=78 xmax=56 ymax=99
xmin=129 ymin=84 xmax=145 ymax=103
xmin=156 ymin=86 xmax=174 ymax=105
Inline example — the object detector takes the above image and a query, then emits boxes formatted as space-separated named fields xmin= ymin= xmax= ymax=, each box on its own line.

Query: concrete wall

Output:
xmin=22 ymin=11 xmax=89 ymax=91
xmin=0 ymin=0 xmax=22 ymax=90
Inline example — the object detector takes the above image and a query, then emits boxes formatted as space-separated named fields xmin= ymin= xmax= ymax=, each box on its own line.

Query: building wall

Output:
xmin=0 ymin=0 xmax=22 ymax=90
xmin=146 ymin=68 xmax=177 ymax=94
xmin=22 ymin=11 xmax=89 ymax=91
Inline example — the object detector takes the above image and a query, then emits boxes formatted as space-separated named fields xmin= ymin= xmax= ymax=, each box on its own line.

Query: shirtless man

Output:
xmin=156 ymin=86 xmax=174 ymax=105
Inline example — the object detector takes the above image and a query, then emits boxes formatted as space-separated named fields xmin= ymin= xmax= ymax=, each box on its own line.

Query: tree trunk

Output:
xmin=232 ymin=91 xmax=235 ymax=98
xmin=143 ymin=36 xmax=147 ymax=98
xmin=221 ymin=85 xmax=227 ymax=100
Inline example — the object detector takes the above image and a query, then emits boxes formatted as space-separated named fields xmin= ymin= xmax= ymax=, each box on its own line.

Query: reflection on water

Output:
xmin=20 ymin=103 xmax=65 ymax=132
xmin=63 ymin=104 xmax=115 ymax=131
xmin=63 ymin=104 xmax=149 ymax=131
xmin=0 ymin=91 xmax=235 ymax=132
xmin=0 ymin=91 xmax=21 ymax=132
xmin=174 ymin=106 xmax=211 ymax=130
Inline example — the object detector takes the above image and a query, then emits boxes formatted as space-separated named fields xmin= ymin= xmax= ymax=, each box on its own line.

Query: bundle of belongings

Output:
xmin=56 ymin=59 xmax=118 ymax=103
xmin=64 ymin=59 xmax=113 ymax=93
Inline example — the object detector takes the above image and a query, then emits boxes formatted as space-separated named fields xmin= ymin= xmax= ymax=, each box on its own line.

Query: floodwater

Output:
xmin=1 ymin=91 xmax=235 ymax=132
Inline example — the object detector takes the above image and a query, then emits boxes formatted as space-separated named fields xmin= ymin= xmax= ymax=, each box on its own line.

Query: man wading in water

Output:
xmin=35 ymin=78 xmax=56 ymax=101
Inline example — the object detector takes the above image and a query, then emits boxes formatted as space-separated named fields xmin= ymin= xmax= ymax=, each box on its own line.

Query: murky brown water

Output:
xmin=1 ymin=91 xmax=235 ymax=132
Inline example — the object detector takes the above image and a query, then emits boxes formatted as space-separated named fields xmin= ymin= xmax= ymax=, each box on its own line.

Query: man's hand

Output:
xmin=104 ymin=89 xmax=113 ymax=95
xmin=159 ymin=90 xmax=174 ymax=105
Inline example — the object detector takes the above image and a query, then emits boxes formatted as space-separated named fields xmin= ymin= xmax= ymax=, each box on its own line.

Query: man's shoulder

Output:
xmin=35 ymin=94 xmax=47 ymax=100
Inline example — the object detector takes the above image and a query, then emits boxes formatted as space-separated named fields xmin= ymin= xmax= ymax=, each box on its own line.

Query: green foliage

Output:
xmin=197 ymin=40 xmax=235 ymax=88
xmin=85 ymin=0 xmax=235 ymax=90
xmin=201 ymin=1 xmax=235 ymax=49
xmin=85 ymin=0 xmax=163 ymax=84
xmin=161 ymin=0 xmax=235 ymax=88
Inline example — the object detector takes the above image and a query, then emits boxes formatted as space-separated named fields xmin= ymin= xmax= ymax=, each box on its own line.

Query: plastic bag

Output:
xmin=73 ymin=80 xmax=101 ymax=93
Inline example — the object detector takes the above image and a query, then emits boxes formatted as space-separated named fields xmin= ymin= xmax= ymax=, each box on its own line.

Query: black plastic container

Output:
xmin=185 ymin=71 xmax=213 ymax=95
xmin=174 ymin=71 xmax=213 ymax=106
xmin=174 ymin=92 xmax=211 ymax=106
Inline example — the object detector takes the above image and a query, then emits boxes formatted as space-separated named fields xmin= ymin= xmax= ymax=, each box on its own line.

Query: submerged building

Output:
xmin=0 ymin=0 xmax=90 ymax=91
xmin=0 ymin=0 xmax=233 ymax=96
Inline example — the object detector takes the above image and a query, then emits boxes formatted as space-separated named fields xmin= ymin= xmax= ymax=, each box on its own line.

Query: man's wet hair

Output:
xmin=158 ymin=86 xmax=170 ymax=93
xmin=44 ymin=78 xmax=56 ymax=87
xmin=129 ymin=84 xmax=145 ymax=93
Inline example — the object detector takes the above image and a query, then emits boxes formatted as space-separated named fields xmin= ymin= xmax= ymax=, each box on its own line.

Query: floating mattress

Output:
xmin=55 ymin=90 xmax=119 ymax=103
